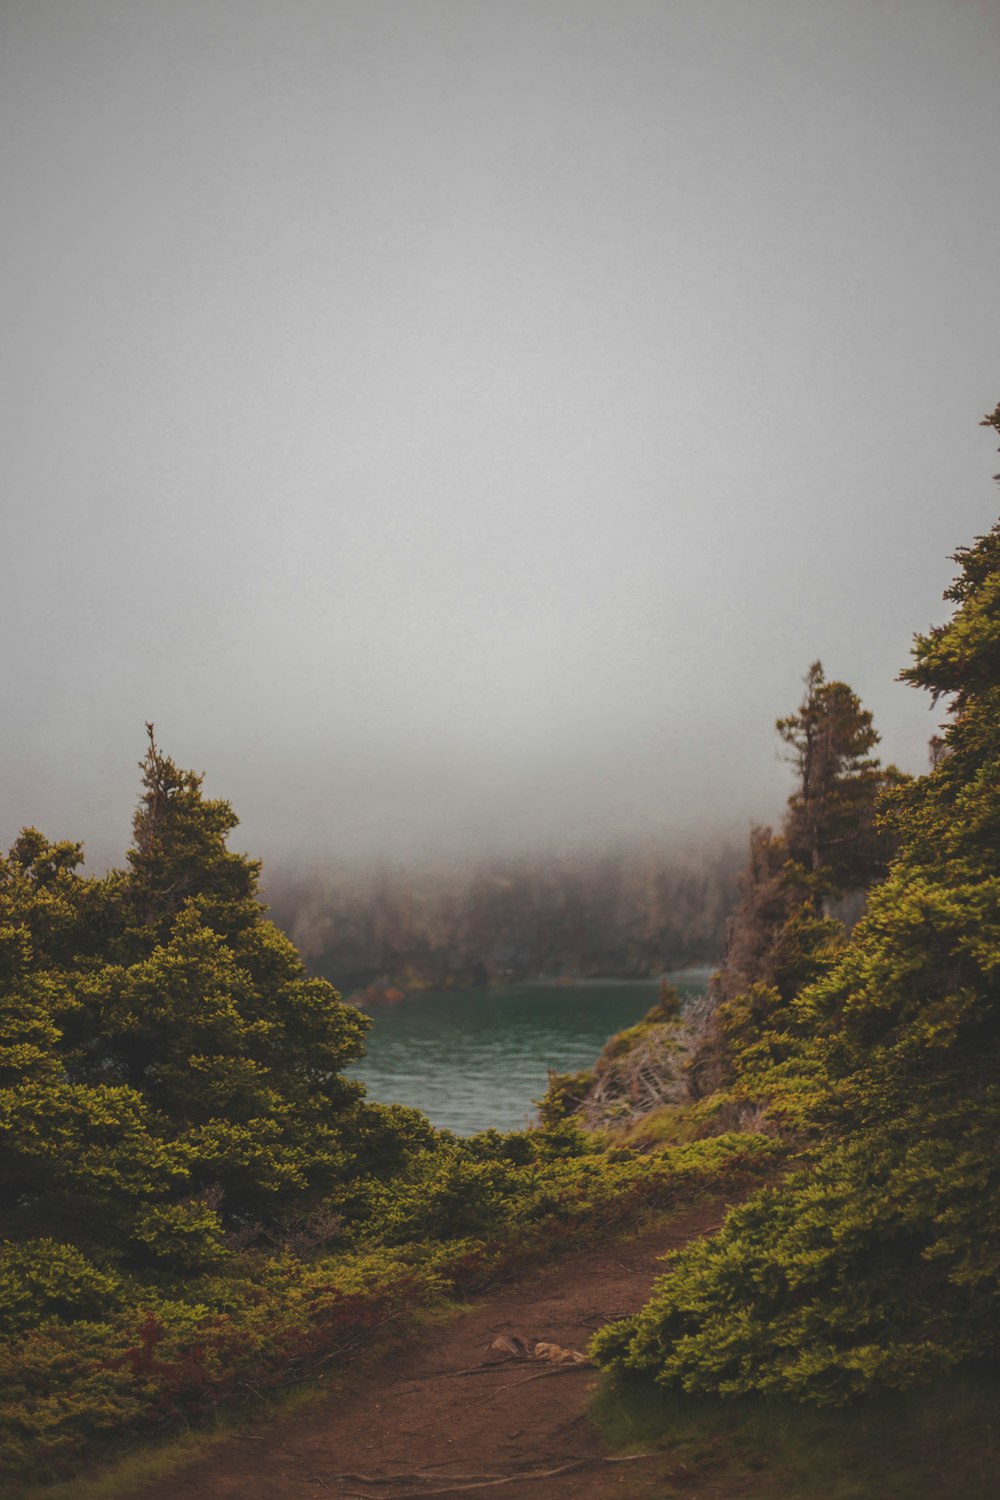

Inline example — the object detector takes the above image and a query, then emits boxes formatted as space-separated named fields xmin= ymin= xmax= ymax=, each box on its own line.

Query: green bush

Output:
xmin=0 ymin=1242 xmax=122 ymax=1337
xmin=594 ymin=463 xmax=1000 ymax=1405
xmin=0 ymin=1130 xmax=780 ymax=1485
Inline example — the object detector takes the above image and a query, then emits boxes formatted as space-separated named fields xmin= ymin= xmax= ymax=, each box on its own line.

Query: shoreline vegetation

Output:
xmin=347 ymin=969 xmax=711 ymax=1009
xmin=1 ymin=406 xmax=999 ymax=1494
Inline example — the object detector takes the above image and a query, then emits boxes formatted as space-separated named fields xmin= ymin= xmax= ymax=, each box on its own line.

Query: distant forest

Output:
xmin=263 ymin=843 xmax=743 ymax=995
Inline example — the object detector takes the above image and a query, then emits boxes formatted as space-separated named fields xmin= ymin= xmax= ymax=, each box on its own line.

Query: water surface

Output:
xmin=351 ymin=970 xmax=711 ymax=1134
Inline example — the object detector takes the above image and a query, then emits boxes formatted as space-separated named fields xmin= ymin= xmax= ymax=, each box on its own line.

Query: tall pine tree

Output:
xmin=594 ymin=412 xmax=1000 ymax=1402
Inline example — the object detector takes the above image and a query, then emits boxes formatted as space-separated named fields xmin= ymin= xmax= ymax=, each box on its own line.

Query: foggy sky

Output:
xmin=2 ymin=0 xmax=1000 ymax=870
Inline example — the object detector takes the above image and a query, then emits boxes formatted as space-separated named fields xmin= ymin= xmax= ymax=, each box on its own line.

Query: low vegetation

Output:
xmin=586 ymin=405 xmax=1000 ymax=1413
xmin=0 ymin=734 xmax=777 ymax=1489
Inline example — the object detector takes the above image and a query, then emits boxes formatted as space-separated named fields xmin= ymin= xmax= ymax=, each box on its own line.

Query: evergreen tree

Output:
xmin=0 ymin=733 xmax=432 ymax=1301
xmin=702 ymin=667 xmax=898 ymax=1093
xmin=126 ymin=724 xmax=260 ymax=944
xmin=593 ymin=416 xmax=1000 ymax=1402
xmin=777 ymin=662 xmax=892 ymax=904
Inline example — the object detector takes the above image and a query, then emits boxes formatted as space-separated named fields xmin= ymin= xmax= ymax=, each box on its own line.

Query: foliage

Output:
xmin=0 ymin=730 xmax=436 ymax=1282
xmin=0 ymin=1131 xmax=779 ymax=1485
xmin=0 ymin=728 xmax=783 ymax=1488
xmin=555 ymin=671 xmax=898 ymax=1133
xmin=701 ymin=663 xmax=907 ymax=1099
xmin=777 ymin=662 xmax=896 ymax=901
xmin=593 ymin=432 xmax=1000 ymax=1403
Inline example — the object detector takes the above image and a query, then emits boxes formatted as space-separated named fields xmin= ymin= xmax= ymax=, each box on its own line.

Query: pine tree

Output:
xmin=702 ymin=667 xmax=898 ymax=1096
xmin=777 ymin=661 xmax=895 ymax=905
xmin=0 ymin=734 xmax=433 ymax=1308
xmin=126 ymin=724 xmax=259 ymax=943
xmin=593 ymin=414 xmax=1000 ymax=1403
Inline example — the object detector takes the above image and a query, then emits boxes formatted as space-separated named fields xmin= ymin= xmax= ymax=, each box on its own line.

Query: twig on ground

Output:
xmin=336 ymin=1453 xmax=670 ymax=1496
xmin=425 ymin=1361 xmax=516 ymax=1380
xmin=334 ymin=1471 xmax=504 ymax=1486
xmin=465 ymin=1364 xmax=593 ymax=1408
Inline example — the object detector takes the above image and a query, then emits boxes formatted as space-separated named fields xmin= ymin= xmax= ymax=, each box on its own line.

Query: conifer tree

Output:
xmin=593 ymin=413 xmax=1000 ymax=1402
xmin=703 ymin=666 xmax=898 ymax=1094
xmin=126 ymin=724 xmax=259 ymax=944
xmin=777 ymin=661 xmax=891 ymax=903
xmin=0 ymin=733 xmax=432 ymax=1301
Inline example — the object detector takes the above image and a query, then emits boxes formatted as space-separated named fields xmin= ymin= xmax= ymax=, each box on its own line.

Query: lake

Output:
xmin=350 ymin=969 xmax=712 ymax=1135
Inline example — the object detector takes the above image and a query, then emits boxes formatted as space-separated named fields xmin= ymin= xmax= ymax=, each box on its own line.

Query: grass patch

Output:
xmin=12 ymin=1381 xmax=326 ymax=1500
xmin=590 ymin=1365 xmax=1000 ymax=1499
xmin=609 ymin=1104 xmax=702 ymax=1149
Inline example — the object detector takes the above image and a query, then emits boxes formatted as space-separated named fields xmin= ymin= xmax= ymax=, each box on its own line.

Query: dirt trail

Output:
xmin=131 ymin=1198 xmax=743 ymax=1500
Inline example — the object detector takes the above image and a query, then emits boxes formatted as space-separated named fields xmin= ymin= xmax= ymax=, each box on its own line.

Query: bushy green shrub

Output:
xmin=0 ymin=1242 xmax=122 ymax=1337
xmin=0 ymin=1129 xmax=780 ymax=1485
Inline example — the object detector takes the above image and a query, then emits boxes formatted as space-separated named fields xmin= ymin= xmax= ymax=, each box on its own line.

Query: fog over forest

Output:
xmin=262 ymin=837 xmax=742 ymax=992
xmin=3 ymin=1 xmax=1000 ymax=873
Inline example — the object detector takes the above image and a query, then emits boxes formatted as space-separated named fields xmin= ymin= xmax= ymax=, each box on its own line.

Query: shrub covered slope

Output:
xmin=593 ymin=406 xmax=1000 ymax=1403
xmin=0 ymin=732 xmax=777 ymax=1486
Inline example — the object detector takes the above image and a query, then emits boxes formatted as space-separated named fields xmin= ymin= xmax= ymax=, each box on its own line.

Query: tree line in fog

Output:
xmin=262 ymin=843 xmax=744 ymax=996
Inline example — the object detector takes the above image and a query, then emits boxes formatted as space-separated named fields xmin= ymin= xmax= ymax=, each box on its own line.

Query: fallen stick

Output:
xmin=424 ymin=1361 xmax=516 ymax=1380
xmin=424 ymin=1353 xmax=589 ymax=1383
xmin=466 ymin=1364 xmax=593 ymax=1408
xmin=335 ymin=1471 xmax=508 ymax=1487
xmin=339 ymin=1453 xmax=670 ymax=1497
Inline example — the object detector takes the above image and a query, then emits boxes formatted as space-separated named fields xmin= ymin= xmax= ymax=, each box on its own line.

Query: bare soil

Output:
xmin=129 ymin=1198 xmax=748 ymax=1500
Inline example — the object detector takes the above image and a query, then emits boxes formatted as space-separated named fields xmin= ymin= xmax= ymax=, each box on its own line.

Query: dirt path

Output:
xmin=130 ymin=1198 xmax=745 ymax=1500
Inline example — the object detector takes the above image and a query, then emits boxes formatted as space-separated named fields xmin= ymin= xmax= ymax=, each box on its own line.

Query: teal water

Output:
xmin=350 ymin=970 xmax=712 ymax=1135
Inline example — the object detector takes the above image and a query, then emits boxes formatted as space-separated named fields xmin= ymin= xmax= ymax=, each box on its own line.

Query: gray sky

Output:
xmin=2 ymin=0 xmax=999 ymax=868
